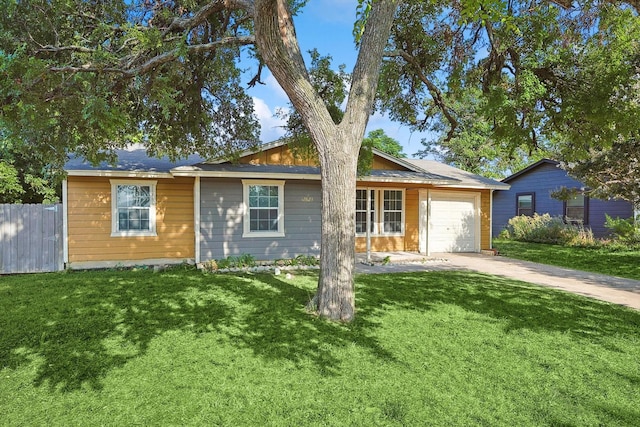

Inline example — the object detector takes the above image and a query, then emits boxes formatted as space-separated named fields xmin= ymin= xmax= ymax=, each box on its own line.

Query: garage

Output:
xmin=422 ymin=190 xmax=481 ymax=253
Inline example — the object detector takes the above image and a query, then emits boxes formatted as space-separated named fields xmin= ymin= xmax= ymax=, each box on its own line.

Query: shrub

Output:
xmin=605 ymin=214 xmax=640 ymax=243
xmin=505 ymin=213 xmax=596 ymax=246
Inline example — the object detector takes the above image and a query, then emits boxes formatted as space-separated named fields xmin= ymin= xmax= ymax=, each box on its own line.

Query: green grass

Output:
xmin=1 ymin=267 xmax=640 ymax=426
xmin=494 ymin=239 xmax=640 ymax=280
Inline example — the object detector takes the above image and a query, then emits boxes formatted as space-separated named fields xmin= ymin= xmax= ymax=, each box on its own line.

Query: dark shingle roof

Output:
xmin=65 ymin=149 xmax=206 ymax=173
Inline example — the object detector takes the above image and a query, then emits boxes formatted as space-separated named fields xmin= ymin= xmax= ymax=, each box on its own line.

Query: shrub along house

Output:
xmin=492 ymin=159 xmax=634 ymax=238
xmin=63 ymin=141 xmax=509 ymax=269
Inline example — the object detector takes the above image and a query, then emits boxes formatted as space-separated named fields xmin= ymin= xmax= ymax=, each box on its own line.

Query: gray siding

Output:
xmin=492 ymin=163 xmax=633 ymax=237
xmin=200 ymin=178 xmax=322 ymax=260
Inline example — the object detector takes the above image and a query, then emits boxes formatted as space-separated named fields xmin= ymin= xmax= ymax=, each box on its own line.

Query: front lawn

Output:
xmin=493 ymin=239 xmax=640 ymax=280
xmin=1 ymin=268 xmax=639 ymax=425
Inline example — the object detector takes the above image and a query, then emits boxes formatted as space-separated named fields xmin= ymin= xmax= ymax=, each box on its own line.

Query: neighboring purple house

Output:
xmin=492 ymin=159 xmax=634 ymax=238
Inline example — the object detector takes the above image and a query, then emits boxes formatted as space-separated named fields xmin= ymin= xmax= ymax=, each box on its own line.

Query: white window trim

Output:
xmin=242 ymin=179 xmax=285 ymax=238
xmin=381 ymin=188 xmax=405 ymax=236
xmin=355 ymin=188 xmax=377 ymax=236
xmin=355 ymin=187 xmax=405 ymax=237
xmin=110 ymin=179 xmax=157 ymax=237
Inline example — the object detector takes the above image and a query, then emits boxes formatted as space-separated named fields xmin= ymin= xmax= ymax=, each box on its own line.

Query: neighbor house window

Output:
xmin=355 ymin=188 xmax=404 ymax=235
xmin=516 ymin=193 xmax=535 ymax=216
xmin=564 ymin=194 xmax=589 ymax=225
xmin=243 ymin=180 xmax=285 ymax=237
xmin=111 ymin=180 xmax=157 ymax=237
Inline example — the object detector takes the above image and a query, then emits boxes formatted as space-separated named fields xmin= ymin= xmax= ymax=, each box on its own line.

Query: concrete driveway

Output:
xmin=356 ymin=252 xmax=640 ymax=310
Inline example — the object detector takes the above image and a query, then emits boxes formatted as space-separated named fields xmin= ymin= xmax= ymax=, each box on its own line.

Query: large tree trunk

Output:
xmin=254 ymin=0 xmax=397 ymax=321
xmin=315 ymin=130 xmax=360 ymax=321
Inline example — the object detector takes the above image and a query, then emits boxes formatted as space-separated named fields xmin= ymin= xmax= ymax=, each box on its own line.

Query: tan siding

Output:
xmin=480 ymin=189 xmax=491 ymax=250
xmin=240 ymin=145 xmax=410 ymax=170
xmin=371 ymin=156 xmax=410 ymax=171
xmin=404 ymin=189 xmax=420 ymax=251
xmin=67 ymin=176 xmax=195 ymax=263
xmin=356 ymin=236 xmax=405 ymax=252
xmin=240 ymin=146 xmax=319 ymax=166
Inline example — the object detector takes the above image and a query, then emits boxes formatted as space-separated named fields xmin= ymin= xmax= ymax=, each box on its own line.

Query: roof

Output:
xmin=171 ymin=163 xmax=458 ymax=185
xmin=65 ymin=149 xmax=206 ymax=177
xmin=64 ymin=144 xmax=507 ymax=189
xmin=501 ymin=159 xmax=560 ymax=183
xmin=405 ymin=159 xmax=510 ymax=190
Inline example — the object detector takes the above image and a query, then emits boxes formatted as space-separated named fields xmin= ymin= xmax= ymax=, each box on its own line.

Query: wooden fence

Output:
xmin=0 ymin=204 xmax=64 ymax=274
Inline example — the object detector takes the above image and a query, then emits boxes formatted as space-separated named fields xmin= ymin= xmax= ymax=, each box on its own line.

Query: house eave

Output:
xmin=443 ymin=183 xmax=511 ymax=191
xmin=171 ymin=167 xmax=461 ymax=185
xmin=66 ymin=170 xmax=174 ymax=179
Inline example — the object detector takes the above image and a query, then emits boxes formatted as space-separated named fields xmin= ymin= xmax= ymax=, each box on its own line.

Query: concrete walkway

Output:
xmin=356 ymin=252 xmax=640 ymax=310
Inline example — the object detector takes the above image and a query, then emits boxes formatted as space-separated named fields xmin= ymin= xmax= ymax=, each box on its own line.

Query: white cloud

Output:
xmin=253 ymin=97 xmax=289 ymax=143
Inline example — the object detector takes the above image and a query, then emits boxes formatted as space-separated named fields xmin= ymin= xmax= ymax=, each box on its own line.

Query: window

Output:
xmin=243 ymin=180 xmax=285 ymax=237
xmin=564 ymin=194 xmax=589 ymax=225
xmin=355 ymin=188 xmax=404 ymax=236
xmin=516 ymin=193 xmax=535 ymax=216
xmin=111 ymin=180 xmax=157 ymax=237
xmin=383 ymin=190 xmax=403 ymax=233
xmin=355 ymin=189 xmax=376 ymax=234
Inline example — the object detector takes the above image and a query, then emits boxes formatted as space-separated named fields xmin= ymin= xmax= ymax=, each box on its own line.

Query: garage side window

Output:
xmin=242 ymin=180 xmax=285 ymax=237
xmin=111 ymin=180 xmax=157 ymax=237
xmin=516 ymin=193 xmax=535 ymax=216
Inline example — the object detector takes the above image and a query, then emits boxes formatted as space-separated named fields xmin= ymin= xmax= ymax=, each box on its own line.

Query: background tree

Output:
xmin=413 ymin=90 xmax=547 ymax=179
xmin=378 ymin=0 xmax=640 ymax=186
xmin=362 ymin=129 xmax=406 ymax=158
xmin=563 ymin=139 xmax=640 ymax=208
xmin=0 ymin=138 xmax=61 ymax=204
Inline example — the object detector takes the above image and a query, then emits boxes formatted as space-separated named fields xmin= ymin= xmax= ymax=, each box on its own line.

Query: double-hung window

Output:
xmin=111 ymin=180 xmax=157 ymax=237
xmin=355 ymin=189 xmax=376 ymax=234
xmin=565 ymin=193 xmax=588 ymax=225
xmin=516 ymin=193 xmax=535 ymax=217
xmin=355 ymin=188 xmax=404 ymax=236
xmin=243 ymin=180 xmax=285 ymax=237
xmin=383 ymin=190 xmax=403 ymax=233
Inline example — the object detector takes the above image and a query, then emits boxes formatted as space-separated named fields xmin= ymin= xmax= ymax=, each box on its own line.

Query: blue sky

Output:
xmin=241 ymin=0 xmax=433 ymax=158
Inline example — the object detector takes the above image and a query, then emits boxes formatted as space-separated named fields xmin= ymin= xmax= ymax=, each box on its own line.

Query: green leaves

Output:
xmin=0 ymin=0 xmax=260 ymax=169
xmin=354 ymin=0 xmax=373 ymax=43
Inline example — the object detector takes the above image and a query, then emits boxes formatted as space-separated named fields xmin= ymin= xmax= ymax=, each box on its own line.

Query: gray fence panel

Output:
xmin=0 ymin=204 xmax=63 ymax=274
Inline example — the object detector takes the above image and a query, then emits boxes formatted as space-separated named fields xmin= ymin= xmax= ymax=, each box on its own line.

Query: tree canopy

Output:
xmin=377 ymin=0 xmax=640 ymax=187
xmin=3 ymin=0 xmax=640 ymax=320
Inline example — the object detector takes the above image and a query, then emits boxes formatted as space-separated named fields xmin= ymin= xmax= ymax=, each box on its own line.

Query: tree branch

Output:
xmin=38 ymin=45 xmax=96 ymax=54
xmin=385 ymin=49 xmax=459 ymax=142
xmin=49 ymin=36 xmax=255 ymax=77
xmin=342 ymin=0 xmax=398 ymax=133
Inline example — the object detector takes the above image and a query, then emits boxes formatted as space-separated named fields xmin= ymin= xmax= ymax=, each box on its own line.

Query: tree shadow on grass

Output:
xmin=2 ymin=268 xmax=639 ymax=394
xmin=219 ymin=272 xmax=396 ymax=376
xmin=0 ymin=268 xmax=394 ymax=392
xmin=356 ymin=271 xmax=640 ymax=342
xmin=1 ymin=268 xmax=235 ymax=392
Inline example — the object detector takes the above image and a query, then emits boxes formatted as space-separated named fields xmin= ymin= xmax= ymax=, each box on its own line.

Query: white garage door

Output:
xmin=429 ymin=192 xmax=479 ymax=253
